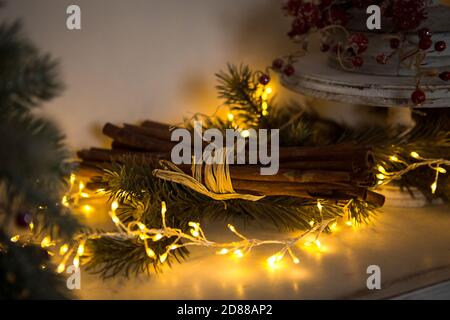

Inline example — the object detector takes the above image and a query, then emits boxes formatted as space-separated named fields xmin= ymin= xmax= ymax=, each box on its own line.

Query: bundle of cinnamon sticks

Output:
xmin=77 ymin=120 xmax=385 ymax=207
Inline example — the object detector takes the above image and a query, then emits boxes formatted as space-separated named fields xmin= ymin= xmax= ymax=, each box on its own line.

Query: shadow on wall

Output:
xmin=178 ymin=0 xmax=299 ymax=121
xmin=225 ymin=0 xmax=297 ymax=63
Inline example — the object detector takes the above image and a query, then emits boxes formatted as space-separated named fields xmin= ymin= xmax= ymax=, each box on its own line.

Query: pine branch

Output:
xmin=0 ymin=21 xmax=63 ymax=113
xmin=0 ymin=113 xmax=81 ymax=238
xmin=83 ymin=233 xmax=189 ymax=278
xmin=0 ymin=230 xmax=70 ymax=299
xmin=216 ymin=64 xmax=272 ymax=128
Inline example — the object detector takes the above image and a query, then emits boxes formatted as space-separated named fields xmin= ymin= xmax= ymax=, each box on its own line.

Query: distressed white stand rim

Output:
xmin=281 ymin=54 xmax=450 ymax=108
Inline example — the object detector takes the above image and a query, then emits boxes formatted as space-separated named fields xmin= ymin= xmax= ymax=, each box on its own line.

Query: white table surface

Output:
xmin=75 ymin=204 xmax=450 ymax=299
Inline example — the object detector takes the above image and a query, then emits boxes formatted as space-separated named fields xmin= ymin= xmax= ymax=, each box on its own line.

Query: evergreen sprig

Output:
xmin=216 ymin=64 xmax=272 ymax=128
xmin=0 ymin=21 xmax=63 ymax=114
xmin=0 ymin=14 xmax=78 ymax=299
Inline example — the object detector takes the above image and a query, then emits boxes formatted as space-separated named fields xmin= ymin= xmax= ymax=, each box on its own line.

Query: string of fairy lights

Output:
xmin=377 ymin=151 xmax=450 ymax=194
xmin=55 ymin=200 xmax=336 ymax=273
xmin=6 ymin=82 xmax=450 ymax=274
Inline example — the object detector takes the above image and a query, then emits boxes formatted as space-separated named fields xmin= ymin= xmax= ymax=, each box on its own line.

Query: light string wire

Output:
xmin=377 ymin=151 xmax=450 ymax=194
xmin=57 ymin=200 xmax=335 ymax=273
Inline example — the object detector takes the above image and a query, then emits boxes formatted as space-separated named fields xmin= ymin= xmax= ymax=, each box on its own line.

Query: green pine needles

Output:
xmin=0 ymin=18 xmax=79 ymax=298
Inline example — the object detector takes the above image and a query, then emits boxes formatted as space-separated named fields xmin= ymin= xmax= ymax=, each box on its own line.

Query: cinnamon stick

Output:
xmin=77 ymin=148 xmax=376 ymax=187
xmin=123 ymin=123 xmax=172 ymax=141
xmin=103 ymin=123 xmax=174 ymax=152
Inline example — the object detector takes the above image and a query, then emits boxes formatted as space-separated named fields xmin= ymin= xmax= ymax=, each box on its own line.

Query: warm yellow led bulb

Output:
xmin=378 ymin=165 xmax=386 ymax=173
xmin=390 ymin=155 xmax=399 ymax=162
xmin=10 ymin=235 xmax=20 ymax=243
xmin=292 ymin=257 xmax=300 ymax=264
xmin=73 ymin=256 xmax=80 ymax=268
xmin=188 ymin=221 xmax=199 ymax=229
xmin=57 ymin=263 xmax=66 ymax=274
xmin=330 ymin=222 xmax=338 ymax=231
xmin=234 ymin=249 xmax=243 ymax=258
xmin=317 ymin=200 xmax=323 ymax=212
xmin=314 ymin=240 xmax=321 ymax=249
xmin=410 ymin=151 xmax=420 ymax=159
xmin=77 ymin=243 xmax=85 ymax=256
xmin=240 ymin=130 xmax=250 ymax=138
xmin=70 ymin=173 xmax=76 ymax=185
xmin=267 ymin=255 xmax=277 ymax=267
xmin=111 ymin=200 xmax=119 ymax=211
xmin=227 ymin=113 xmax=234 ymax=122
xmin=190 ymin=229 xmax=200 ymax=238
xmin=217 ymin=248 xmax=229 ymax=255
xmin=159 ymin=252 xmax=168 ymax=263
xmin=41 ymin=236 xmax=51 ymax=248
xmin=153 ymin=233 xmax=163 ymax=241
xmin=436 ymin=167 xmax=447 ymax=174
xmin=61 ymin=195 xmax=70 ymax=207
xmin=146 ymin=247 xmax=156 ymax=258
xmin=161 ymin=201 xmax=167 ymax=215
xmin=265 ymin=87 xmax=273 ymax=95
xmin=111 ymin=214 xmax=120 ymax=225
xmin=81 ymin=204 xmax=94 ymax=214
xmin=59 ymin=244 xmax=69 ymax=256
xmin=431 ymin=182 xmax=437 ymax=194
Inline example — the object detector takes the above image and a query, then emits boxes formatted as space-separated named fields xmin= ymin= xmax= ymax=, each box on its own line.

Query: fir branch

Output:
xmin=0 ymin=230 xmax=70 ymax=299
xmin=83 ymin=233 xmax=189 ymax=278
xmin=0 ymin=112 xmax=81 ymax=238
xmin=0 ymin=21 xmax=63 ymax=113
xmin=216 ymin=64 xmax=272 ymax=128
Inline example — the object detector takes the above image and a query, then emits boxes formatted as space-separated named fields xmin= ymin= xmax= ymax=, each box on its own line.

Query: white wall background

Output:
xmin=6 ymin=0 xmax=441 ymax=149
xmin=1 ymin=0 xmax=300 ymax=150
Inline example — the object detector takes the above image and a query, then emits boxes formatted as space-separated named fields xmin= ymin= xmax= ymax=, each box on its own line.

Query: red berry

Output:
xmin=411 ymin=89 xmax=426 ymax=105
xmin=348 ymin=33 xmax=369 ymax=54
xmin=439 ymin=71 xmax=450 ymax=81
xmin=418 ymin=37 xmax=432 ymax=50
xmin=418 ymin=28 xmax=432 ymax=39
xmin=390 ymin=38 xmax=400 ymax=49
xmin=272 ymin=58 xmax=284 ymax=70
xmin=376 ymin=53 xmax=387 ymax=65
xmin=435 ymin=41 xmax=447 ymax=52
xmin=283 ymin=64 xmax=295 ymax=77
xmin=352 ymin=56 xmax=364 ymax=68
xmin=259 ymin=74 xmax=270 ymax=85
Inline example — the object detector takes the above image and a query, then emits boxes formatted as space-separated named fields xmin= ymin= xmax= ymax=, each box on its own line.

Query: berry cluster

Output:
xmin=411 ymin=28 xmax=449 ymax=104
xmin=283 ymin=0 xmax=349 ymax=39
xmin=277 ymin=0 xmax=449 ymax=106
